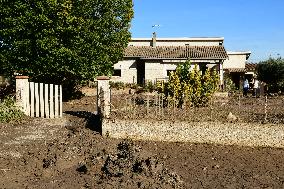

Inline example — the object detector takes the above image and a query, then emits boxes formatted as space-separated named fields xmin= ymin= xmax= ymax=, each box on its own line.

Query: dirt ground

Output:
xmin=1 ymin=94 xmax=284 ymax=188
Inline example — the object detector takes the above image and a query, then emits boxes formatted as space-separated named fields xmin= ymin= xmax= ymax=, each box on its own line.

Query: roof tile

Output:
xmin=245 ymin=63 xmax=257 ymax=71
xmin=124 ymin=46 xmax=228 ymax=60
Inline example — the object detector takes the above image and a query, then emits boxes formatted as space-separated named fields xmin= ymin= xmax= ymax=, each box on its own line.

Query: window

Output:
xmin=113 ymin=69 xmax=121 ymax=77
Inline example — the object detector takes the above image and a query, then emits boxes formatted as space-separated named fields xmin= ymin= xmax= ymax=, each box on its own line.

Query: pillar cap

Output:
xmin=97 ymin=76 xmax=110 ymax=80
xmin=15 ymin=76 xmax=29 ymax=79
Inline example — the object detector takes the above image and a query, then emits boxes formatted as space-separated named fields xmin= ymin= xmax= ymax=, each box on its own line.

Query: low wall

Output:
xmin=103 ymin=119 xmax=284 ymax=148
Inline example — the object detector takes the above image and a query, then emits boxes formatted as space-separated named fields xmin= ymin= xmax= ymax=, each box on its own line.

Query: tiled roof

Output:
xmin=124 ymin=46 xmax=228 ymax=60
xmin=245 ymin=63 xmax=257 ymax=71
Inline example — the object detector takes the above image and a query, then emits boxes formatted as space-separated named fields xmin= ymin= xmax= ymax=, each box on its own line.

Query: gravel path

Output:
xmin=104 ymin=119 xmax=284 ymax=148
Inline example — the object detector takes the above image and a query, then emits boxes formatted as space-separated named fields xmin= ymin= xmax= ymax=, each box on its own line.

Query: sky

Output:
xmin=130 ymin=0 xmax=284 ymax=62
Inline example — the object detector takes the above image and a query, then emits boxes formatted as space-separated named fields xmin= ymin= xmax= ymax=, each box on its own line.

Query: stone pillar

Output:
xmin=97 ymin=76 xmax=111 ymax=118
xmin=15 ymin=76 xmax=29 ymax=115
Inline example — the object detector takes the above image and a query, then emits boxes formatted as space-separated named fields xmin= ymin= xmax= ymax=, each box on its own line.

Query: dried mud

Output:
xmin=1 ymin=95 xmax=284 ymax=188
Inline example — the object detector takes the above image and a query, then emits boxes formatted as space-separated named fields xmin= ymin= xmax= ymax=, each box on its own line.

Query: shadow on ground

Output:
xmin=64 ymin=111 xmax=102 ymax=134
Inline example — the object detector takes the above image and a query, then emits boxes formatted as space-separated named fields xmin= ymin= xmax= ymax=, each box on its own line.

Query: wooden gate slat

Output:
xmin=45 ymin=84 xmax=49 ymax=118
xmin=60 ymin=85 xmax=63 ymax=117
xmin=35 ymin=83 xmax=39 ymax=117
xmin=50 ymin=84 xmax=54 ymax=118
xmin=30 ymin=82 xmax=35 ymax=117
xmin=55 ymin=85 xmax=59 ymax=118
xmin=40 ymin=83 xmax=44 ymax=118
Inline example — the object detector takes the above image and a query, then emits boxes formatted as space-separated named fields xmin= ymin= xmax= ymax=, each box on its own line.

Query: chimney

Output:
xmin=151 ymin=32 xmax=157 ymax=47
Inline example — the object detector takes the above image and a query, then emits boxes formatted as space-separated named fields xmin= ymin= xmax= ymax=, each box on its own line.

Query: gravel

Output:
xmin=103 ymin=119 xmax=284 ymax=148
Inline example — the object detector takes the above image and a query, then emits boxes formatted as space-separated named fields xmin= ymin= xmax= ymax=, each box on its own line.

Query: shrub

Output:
xmin=144 ymin=81 xmax=156 ymax=92
xmin=125 ymin=83 xmax=139 ymax=90
xmin=0 ymin=96 xmax=24 ymax=123
xmin=223 ymin=74 xmax=236 ymax=93
xmin=157 ymin=60 xmax=219 ymax=107
xmin=257 ymin=58 xmax=284 ymax=93
xmin=110 ymin=81 xmax=125 ymax=90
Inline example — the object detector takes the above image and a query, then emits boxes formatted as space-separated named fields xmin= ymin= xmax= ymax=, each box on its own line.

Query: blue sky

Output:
xmin=130 ymin=0 xmax=284 ymax=62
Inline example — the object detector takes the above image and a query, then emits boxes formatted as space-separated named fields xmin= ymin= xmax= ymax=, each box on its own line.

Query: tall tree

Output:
xmin=0 ymin=0 xmax=133 ymax=86
xmin=257 ymin=58 xmax=284 ymax=93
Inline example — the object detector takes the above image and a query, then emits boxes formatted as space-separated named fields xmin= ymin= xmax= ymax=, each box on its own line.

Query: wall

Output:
xmin=223 ymin=53 xmax=248 ymax=69
xmin=102 ymin=119 xmax=284 ymax=148
xmin=144 ymin=61 xmax=207 ymax=83
xmin=129 ymin=38 xmax=223 ymax=47
xmin=144 ymin=61 xmax=164 ymax=82
xmin=113 ymin=60 xmax=137 ymax=83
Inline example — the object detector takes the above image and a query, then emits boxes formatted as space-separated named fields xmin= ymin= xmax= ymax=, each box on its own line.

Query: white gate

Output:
xmin=28 ymin=82 xmax=62 ymax=118
xmin=16 ymin=76 xmax=62 ymax=118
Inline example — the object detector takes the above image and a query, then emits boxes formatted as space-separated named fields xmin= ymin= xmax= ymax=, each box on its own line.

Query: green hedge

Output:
xmin=0 ymin=96 xmax=24 ymax=123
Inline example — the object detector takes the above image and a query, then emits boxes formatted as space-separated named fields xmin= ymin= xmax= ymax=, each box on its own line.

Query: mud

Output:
xmin=1 ymin=94 xmax=284 ymax=188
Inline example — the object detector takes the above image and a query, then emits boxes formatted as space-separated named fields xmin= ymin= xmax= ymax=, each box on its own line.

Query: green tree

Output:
xmin=257 ymin=58 xmax=284 ymax=92
xmin=189 ymin=64 xmax=202 ymax=105
xmin=0 ymin=0 xmax=133 ymax=92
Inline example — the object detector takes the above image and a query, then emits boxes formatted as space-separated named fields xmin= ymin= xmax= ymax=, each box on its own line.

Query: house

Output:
xmin=113 ymin=33 xmax=250 ymax=89
xmin=223 ymin=51 xmax=251 ymax=89
xmin=245 ymin=63 xmax=257 ymax=78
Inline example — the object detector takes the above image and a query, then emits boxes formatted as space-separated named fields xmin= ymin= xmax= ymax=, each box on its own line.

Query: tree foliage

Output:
xmin=257 ymin=58 xmax=284 ymax=93
xmin=0 ymin=0 xmax=133 ymax=86
xmin=157 ymin=60 xmax=219 ymax=107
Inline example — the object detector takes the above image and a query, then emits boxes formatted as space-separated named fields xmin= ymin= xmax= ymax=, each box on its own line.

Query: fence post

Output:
xmin=97 ymin=76 xmax=111 ymax=118
xmin=15 ymin=76 xmax=29 ymax=115
xmin=264 ymin=96 xmax=268 ymax=122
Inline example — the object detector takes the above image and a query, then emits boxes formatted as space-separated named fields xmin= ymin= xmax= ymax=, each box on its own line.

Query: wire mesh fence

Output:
xmin=110 ymin=92 xmax=284 ymax=124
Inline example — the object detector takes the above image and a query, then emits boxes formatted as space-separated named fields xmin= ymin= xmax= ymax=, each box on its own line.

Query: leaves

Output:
xmin=257 ymin=58 xmax=284 ymax=93
xmin=0 ymin=96 xmax=24 ymax=123
xmin=0 ymin=0 xmax=133 ymax=87
xmin=158 ymin=60 xmax=219 ymax=107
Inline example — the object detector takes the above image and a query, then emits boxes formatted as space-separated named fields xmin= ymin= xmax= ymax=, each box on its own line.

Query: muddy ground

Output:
xmin=1 ymin=94 xmax=284 ymax=188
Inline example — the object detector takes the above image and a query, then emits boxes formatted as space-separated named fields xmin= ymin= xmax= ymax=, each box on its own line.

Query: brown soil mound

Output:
xmin=1 ymin=115 xmax=183 ymax=188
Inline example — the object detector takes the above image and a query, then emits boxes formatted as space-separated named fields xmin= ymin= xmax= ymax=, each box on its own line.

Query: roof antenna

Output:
xmin=152 ymin=24 xmax=161 ymax=28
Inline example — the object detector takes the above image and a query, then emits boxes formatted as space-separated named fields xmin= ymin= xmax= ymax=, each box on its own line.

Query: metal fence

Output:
xmin=110 ymin=92 xmax=284 ymax=124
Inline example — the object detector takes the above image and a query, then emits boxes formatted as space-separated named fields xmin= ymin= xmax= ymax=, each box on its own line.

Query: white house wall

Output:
xmin=113 ymin=60 xmax=137 ymax=83
xmin=223 ymin=54 xmax=247 ymax=69
xmin=129 ymin=41 xmax=151 ymax=46
xmin=144 ymin=62 xmax=204 ymax=83
xmin=129 ymin=41 xmax=221 ymax=47
xmin=145 ymin=62 xmax=164 ymax=82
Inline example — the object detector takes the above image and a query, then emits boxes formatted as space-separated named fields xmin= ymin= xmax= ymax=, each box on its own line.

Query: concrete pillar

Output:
xmin=97 ymin=76 xmax=111 ymax=118
xmin=15 ymin=76 xmax=29 ymax=115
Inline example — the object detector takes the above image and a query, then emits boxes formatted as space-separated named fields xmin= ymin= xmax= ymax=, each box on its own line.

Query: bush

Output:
xmin=0 ymin=96 xmax=24 ymax=123
xmin=257 ymin=58 xmax=284 ymax=93
xmin=0 ymin=84 xmax=15 ymax=99
xmin=110 ymin=81 xmax=126 ymax=90
xmin=223 ymin=74 xmax=236 ymax=93
xmin=144 ymin=81 xmax=156 ymax=92
xmin=157 ymin=60 xmax=219 ymax=107
xmin=125 ymin=83 xmax=139 ymax=90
